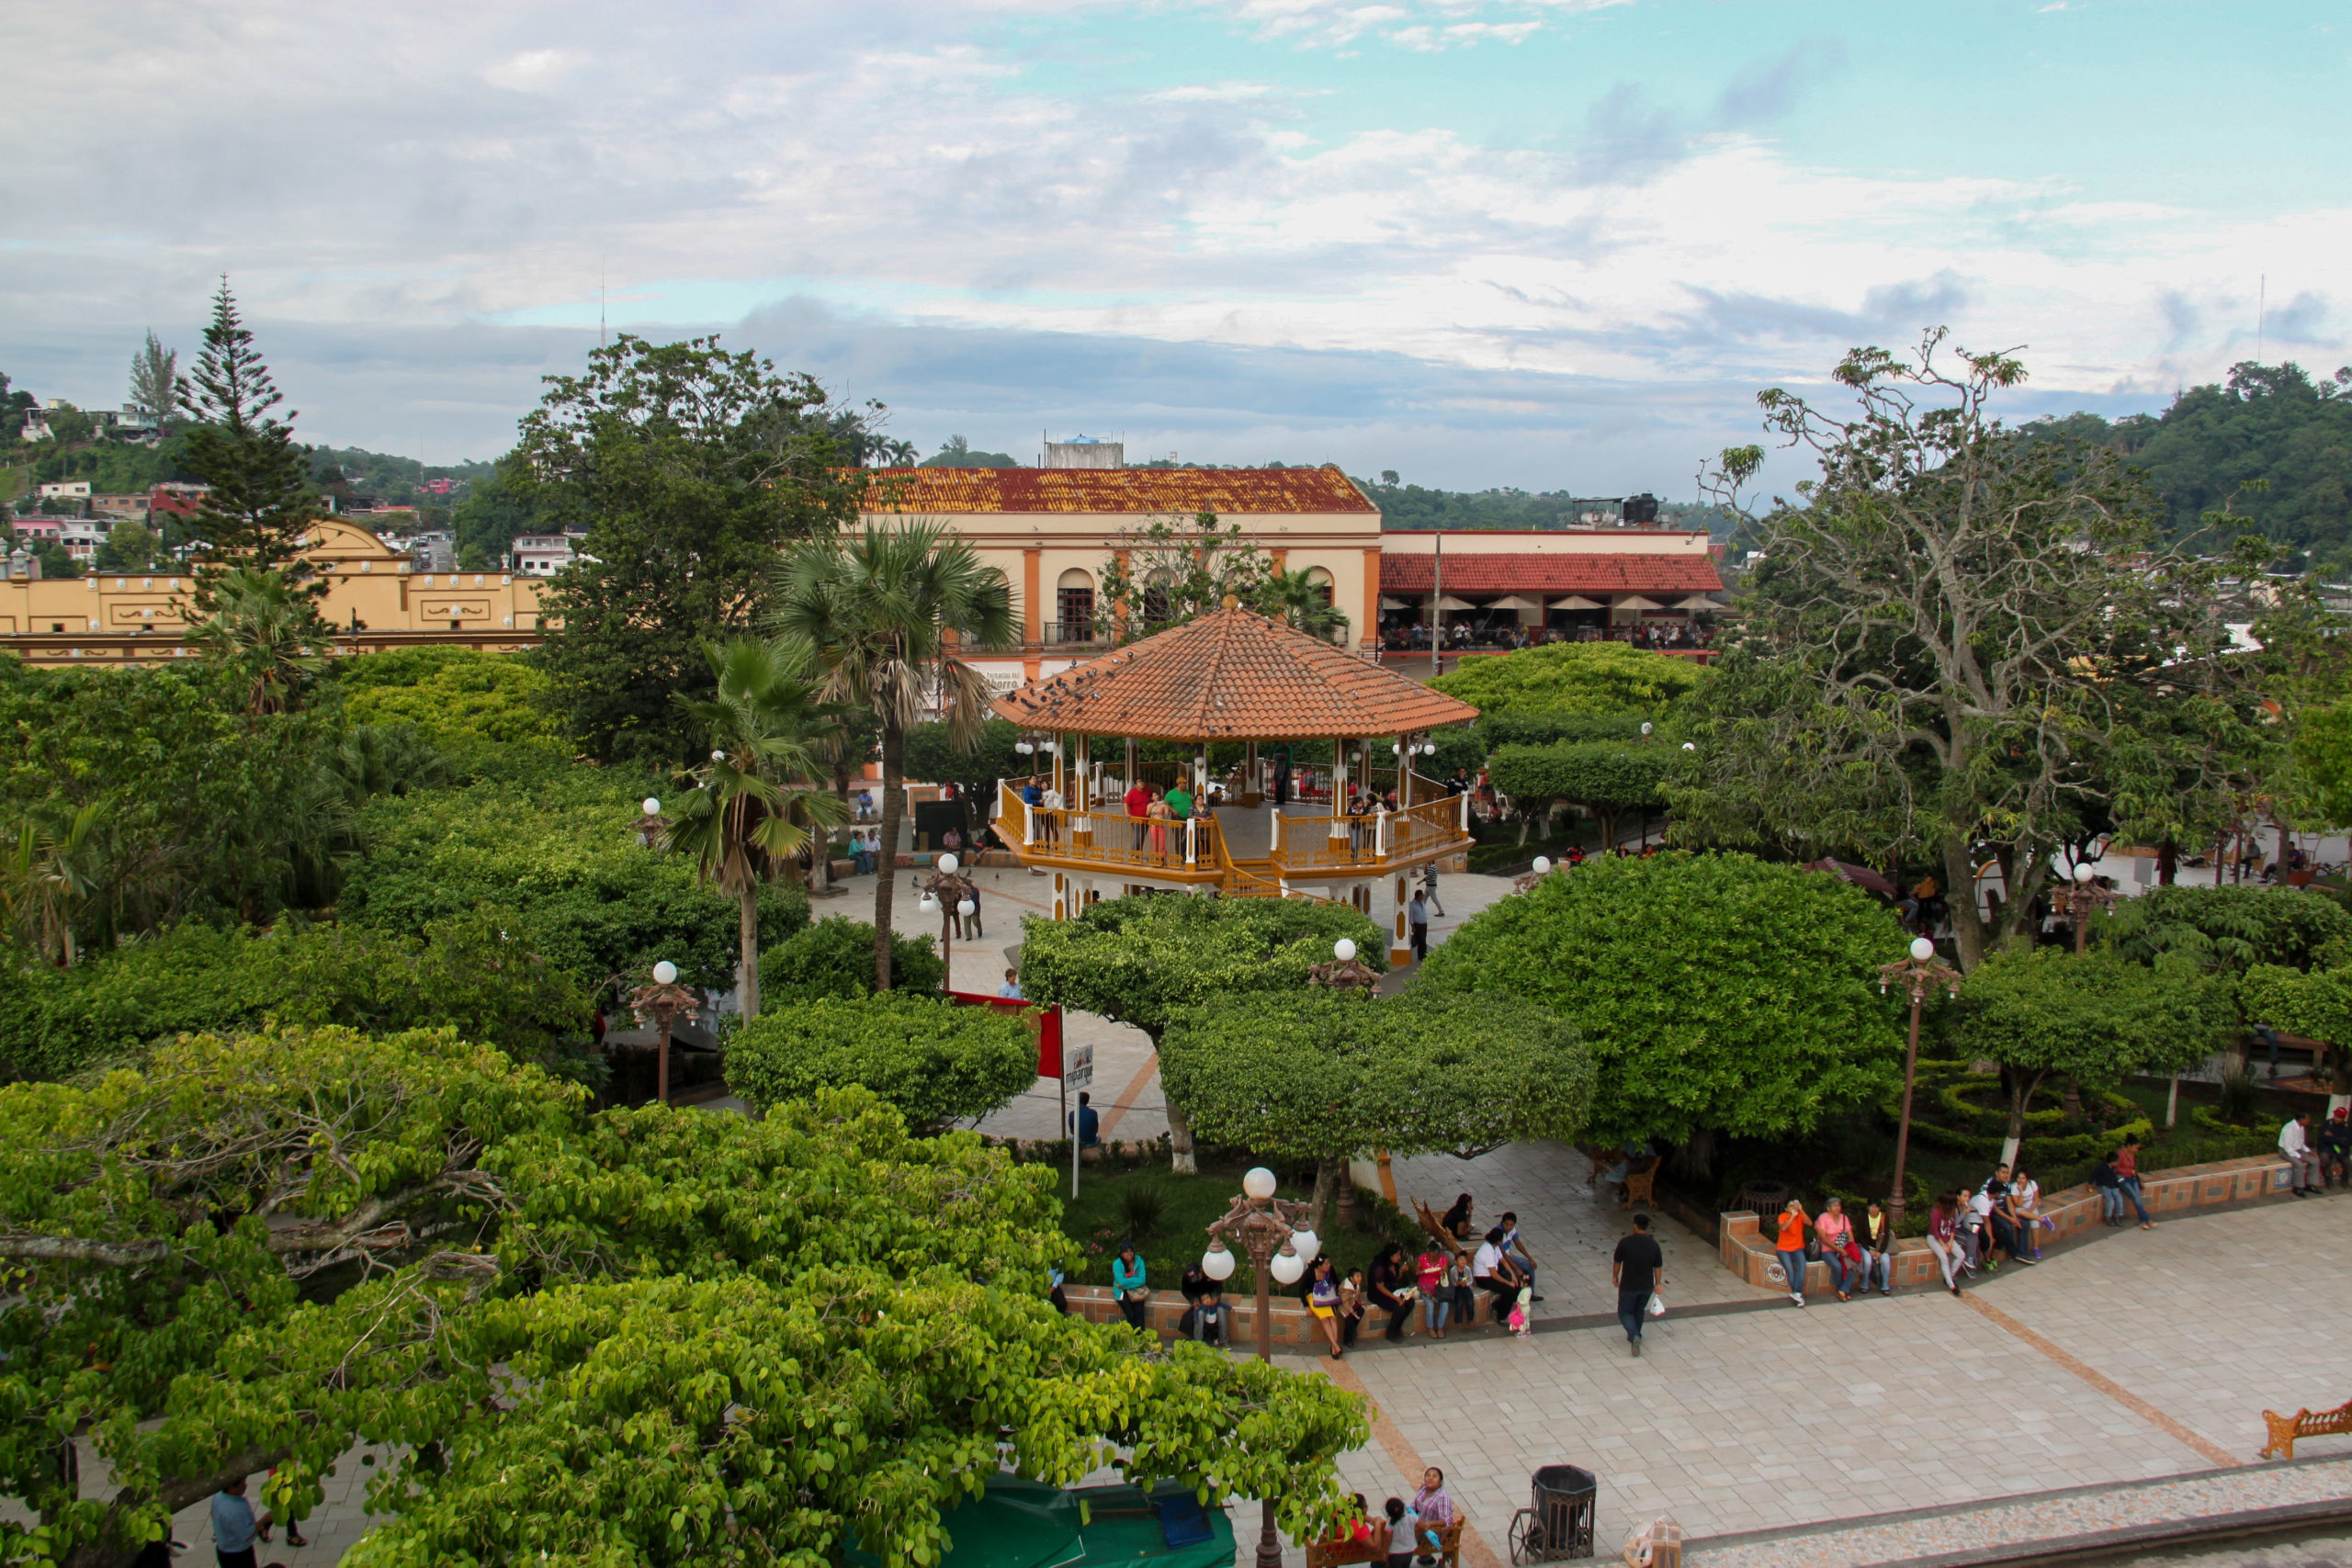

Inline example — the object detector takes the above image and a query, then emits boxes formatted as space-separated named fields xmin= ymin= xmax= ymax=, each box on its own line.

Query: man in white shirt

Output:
xmin=2280 ymin=1112 xmax=2319 ymax=1195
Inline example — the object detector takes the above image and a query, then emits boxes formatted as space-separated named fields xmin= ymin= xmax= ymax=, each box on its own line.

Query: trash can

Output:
xmin=1508 ymin=1464 xmax=1597 ymax=1562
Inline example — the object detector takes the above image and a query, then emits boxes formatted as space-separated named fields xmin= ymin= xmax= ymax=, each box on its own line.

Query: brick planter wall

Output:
xmin=1061 ymin=1283 xmax=1330 ymax=1347
xmin=1717 ymin=1154 xmax=2292 ymax=1293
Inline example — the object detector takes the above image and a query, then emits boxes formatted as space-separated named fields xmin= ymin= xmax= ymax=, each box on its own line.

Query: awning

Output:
xmin=1435 ymin=595 xmax=1478 ymax=610
xmin=1378 ymin=596 xmax=1418 ymax=610
xmin=1615 ymin=595 xmax=1664 ymax=611
xmin=1487 ymin=593 xmax=1546 ymax=612
xmin=1548 ymin=594 xmax=1604 ymax=611
xmin=1674 ymin=595 xmax=1721 ymax=610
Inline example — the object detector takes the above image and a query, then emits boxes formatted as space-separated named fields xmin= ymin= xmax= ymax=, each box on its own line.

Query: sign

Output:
xmin=1064 ymin=1043 xmax=1093 ymax=1091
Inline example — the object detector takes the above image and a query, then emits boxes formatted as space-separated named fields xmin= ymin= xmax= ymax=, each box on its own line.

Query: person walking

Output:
xmin=1408 ymin=890 xmax=1430 ymax=964
xmin=1773 ymin=1198 xmax=1811 ymax=1307
xmin=1855 ymin=1199 xmax=1894 ymax=1295
xmin=1926 ymin=1192 xmax=1964 ymax=1294
xmin=2281 ymin=1112 xmax=2321 ymax=1195
xmin=1414 ymin=1242 xmax=1453 ymax=1339
xmin=1111 ymin=1246 xmax=1149 ymax=1331
xmin=1612 ymin=1212 xmax=1665 ymax=1356
xmin=1368 ymin=1242 xmax=1413 ymax=1342
xmin=1421 ymin=862 xmax=1447 ymax=917
xmin=2116 ymin=1134 xmax=2155 ymax=1229
xmin=209 ymin=1476 xmax=273 ymax=1568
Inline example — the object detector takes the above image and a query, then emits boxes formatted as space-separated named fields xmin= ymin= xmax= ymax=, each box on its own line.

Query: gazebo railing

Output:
xmin=1269 ymin=792 xmax=1469 ymax=874
xmin=998 ymin=780 xmax=1227 ymax=876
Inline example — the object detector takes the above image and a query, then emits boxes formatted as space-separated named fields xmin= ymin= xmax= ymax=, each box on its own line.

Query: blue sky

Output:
xmin=4 ymin=1 xmax=2346 ymax=493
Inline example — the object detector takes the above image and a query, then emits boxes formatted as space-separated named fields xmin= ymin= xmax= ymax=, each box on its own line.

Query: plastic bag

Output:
xmin=1645 ymin=1292 xmax=1666 ymax=1318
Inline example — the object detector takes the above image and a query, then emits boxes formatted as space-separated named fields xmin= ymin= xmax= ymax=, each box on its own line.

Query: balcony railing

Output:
xmin=1040 ymin=621 xmax=1104 ymax=647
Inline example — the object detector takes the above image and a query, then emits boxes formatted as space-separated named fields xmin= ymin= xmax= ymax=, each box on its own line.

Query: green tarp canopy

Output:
xmin=848 ymin=1478 xmax=1235 ymax=1568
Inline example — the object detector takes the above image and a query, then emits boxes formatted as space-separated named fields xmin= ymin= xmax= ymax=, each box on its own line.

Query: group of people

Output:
xmin=1770 ymin=1195 xmax=1903 ymax=1306
xmin=1379 ymin=621 xmax=1715 ymax=654
xmin=1326 ymin=1471 xmax=1460 ymax=1568
xmin=2274 ymin=1107 xmax=2351 ymax=1193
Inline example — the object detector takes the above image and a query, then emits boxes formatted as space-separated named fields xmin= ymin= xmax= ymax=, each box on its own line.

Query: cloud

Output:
xmin=1712 ymin=39 xmax=1848 ymax=130
xmin=2266 ymin=290 xmax=2335 ymax=347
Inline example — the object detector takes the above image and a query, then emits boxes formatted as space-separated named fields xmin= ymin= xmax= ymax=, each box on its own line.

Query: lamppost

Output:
xmin=1201 ymin=1167 xmax=1320 ymax=1568
xmin=1307 ymin=936 xmax=1381 ymax=994
xmin=628 ymin=959 xmax=698 ymax=1105
xmin=1877 ymin=935 xmax=1962 ymax=1226
xmin=918 ymin=852 xmax=977 ymax=992
xmin=1514 ymin=854 xmax=1559 ymax=896
xmin=2064 ymin=863 xmax=2119 ymax=955
xmin=633 ymin=795 xmax=668 ymax=848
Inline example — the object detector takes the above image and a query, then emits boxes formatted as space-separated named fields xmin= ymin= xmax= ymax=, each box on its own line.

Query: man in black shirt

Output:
xmin=1611 ymin=1213 xmax=1666 ymax=1357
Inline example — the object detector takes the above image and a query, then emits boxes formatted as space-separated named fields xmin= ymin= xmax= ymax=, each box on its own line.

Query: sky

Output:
xmin=5 ymin=0 xmax=2349 ymax=495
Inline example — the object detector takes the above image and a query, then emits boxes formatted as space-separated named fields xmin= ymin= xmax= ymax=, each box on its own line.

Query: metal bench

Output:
xmin=1306 ymin=1520 xmax=1464 ymax=1568
xmin=2259 ymin=1395 xmax=2352 ymax=1460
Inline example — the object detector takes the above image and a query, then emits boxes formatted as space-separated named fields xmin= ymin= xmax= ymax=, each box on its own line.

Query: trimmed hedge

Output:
xmin=760 ymin=918 xmax=944 ymax=1002
xmin=1879 ymin=1060 xmax=2151 ymax=1166
xmin=725 ymin=992 xmax=1036 ymax=1131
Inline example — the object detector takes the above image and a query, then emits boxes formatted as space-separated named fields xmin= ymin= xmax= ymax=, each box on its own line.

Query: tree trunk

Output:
xmin=2000 ymin=1066 xmax=2040 ymax=1170
xmin=2157 ymin=836 xmax=2177 ymax=886
xmin=1311 ymin=1157 xmax=1340 ymax=1239
xmin=1159 ymin=1043 xmax=1198 ymax=1175
xmin=874 ymin=725 xmax=904 ymax=990
xmin=1942 ymin=834 xmax=1988 ymax=973
xmin=739 ymin=882 xmax=762 ymax=1022
xmin=2165 ymin=1073 xmax=2180 ymax=1129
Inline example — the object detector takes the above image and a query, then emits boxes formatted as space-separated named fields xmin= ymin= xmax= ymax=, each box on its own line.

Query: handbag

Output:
xmin=1124 ymin=1287 xmax=1152 ymax=1304
xmin=1804 ymin=1238 xmax=1823 ymax=1262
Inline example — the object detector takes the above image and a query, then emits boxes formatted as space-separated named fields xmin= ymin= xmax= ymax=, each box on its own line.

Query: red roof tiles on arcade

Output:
xmin=859 ymin=467 xmax=1376 ymax=515
xmin=1379 ymin=553 xmax=1724 ymax=595
xmin=993 ymin=605 xmax=1478 ymax=741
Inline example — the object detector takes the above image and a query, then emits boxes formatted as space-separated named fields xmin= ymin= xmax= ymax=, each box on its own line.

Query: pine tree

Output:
xmin=128 ymin=330 xmax=177 ymax=432
xmin=175 ymin=279 xmax=325 ymax=605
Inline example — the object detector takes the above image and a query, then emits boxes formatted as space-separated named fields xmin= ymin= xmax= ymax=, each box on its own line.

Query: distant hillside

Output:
xmin=1358 ymin=476 xmax=1734 ymax=536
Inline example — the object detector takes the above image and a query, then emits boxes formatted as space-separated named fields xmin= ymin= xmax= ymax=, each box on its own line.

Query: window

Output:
xmin=1304 ymin=566 xmax=1335 ymax=608
xmin=1055 ymin=568 xmax=1095 ymax=639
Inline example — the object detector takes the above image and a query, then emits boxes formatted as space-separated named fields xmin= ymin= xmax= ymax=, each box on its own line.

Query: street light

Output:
xmin=1308 ymin=935 xmax=1379 ymax=993
xmin=628 ymin=959 xmax=698 ymax=1106
xmin=633 ymin=796 xmax=668 ymax=848
xmin=1204 ymin=1168 xmax=1319 ymax=1568
xmin=2064 ymin=863 xmax=2118 ymax=955
xmin=919 ymin=852 xmax=976 ymax=992
xmin=1877 ymin=935 xmax=1962 ymax=1226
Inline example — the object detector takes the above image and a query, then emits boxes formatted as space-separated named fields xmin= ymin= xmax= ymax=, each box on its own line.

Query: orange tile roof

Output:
xmin=859 ymin=467 xmax=1376 ymax=516
xmin=1381 ymin=553 xmax=1724 ymax=594
xmin=994 ymin=605 xmax=1479 ymax=740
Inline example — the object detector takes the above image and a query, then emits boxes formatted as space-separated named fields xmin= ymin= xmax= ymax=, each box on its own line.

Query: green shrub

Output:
xmin=2213 ymin=1067 xmax=2262 ymax=1124
xmin=759 ymin=918 xmax=943 ymax=1002
xmin=725 ymin=993 xmax=1037 ymax=1130
xmin=339 ymin=771 xmax=808 ymax=992
xmin=1476 ymin=710 xmax=1649 ymax=751
xmin=1426 ymin=642 xmax=1705 ymax=716
xmin=334 ymin=648 xmax=567 ymax=778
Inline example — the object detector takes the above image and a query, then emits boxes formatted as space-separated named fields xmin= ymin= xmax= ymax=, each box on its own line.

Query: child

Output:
xmin=1383 ymin=1497 xmax=1424 ymax=1568
xmin=1508 ymin=1285 xmax=1533 ymax=1337
xmin=1339 ymin=1268 xmax=1368 ymax=1348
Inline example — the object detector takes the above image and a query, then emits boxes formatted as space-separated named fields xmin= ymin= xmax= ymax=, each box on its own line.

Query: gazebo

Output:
xmin=993 ymin=603 xmax=1479 ymax=964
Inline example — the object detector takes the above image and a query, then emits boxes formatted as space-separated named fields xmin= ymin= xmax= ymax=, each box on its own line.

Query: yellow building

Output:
xmin=0 ymin=517 xmax=549 ymax=665
xmin=855 ymin=465 xmax=1383 ymax=693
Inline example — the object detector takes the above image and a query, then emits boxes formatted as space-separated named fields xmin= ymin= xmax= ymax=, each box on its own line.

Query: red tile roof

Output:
xmin=1380 ymin=553 xmax=1724 ymax=595
xmin=860 ymin=467 xmax=1375 ymax=516
xmin=994 ymin=605 xmax=1478 ymax=740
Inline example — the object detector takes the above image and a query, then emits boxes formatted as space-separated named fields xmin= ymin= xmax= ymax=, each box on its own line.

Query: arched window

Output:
xmin=1303 ymin=566 xmax=1335 ymax=608
xmin=1055 ymin=568 xmax=1094 ymax=642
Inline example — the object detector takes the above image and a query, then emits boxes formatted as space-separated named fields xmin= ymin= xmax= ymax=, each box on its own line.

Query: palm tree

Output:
xmin=1 ymin=804 xmax=100 ymax=965
xmin=662 ymin=637 xmax=850 ymax=1020
xmin=771 ymin=521 xmax=1016 ymax=990
xmin=186 ymin=565 xmax=329 ymax=715
xmin=1255 ymin=567 xmax=1351 ymax=644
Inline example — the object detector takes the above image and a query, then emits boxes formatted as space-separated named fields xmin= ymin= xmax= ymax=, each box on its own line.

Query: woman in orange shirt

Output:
xmin=1774 ymin=1199 xmax=1811 ymax=1308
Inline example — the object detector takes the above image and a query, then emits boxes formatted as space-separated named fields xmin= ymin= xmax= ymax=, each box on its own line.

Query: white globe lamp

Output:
xmin=938 ymin=852 xmax=959 ymax=874
xmin=1241 ymin=1167 xmax=1278 ymax=1201
xmin=1015 ymin=740 xmax=1034 ymax=755
xmin=651 ymin=961 xmax=678 ymax=986
xmin=1333 ymin=938 xmax=1357 ymax=963
xmin=641 ymin=797 xmax=661 ymax=816
xmin=919 ymin=893 xmax=940 ymax=916
xmin=712 ymin=750 xmax=726 ymax=761
xmin=1269 ymin=1247 xmax=1306 ymax=1286
xmin=2074 ymin=863 xmax=2096 ymax=885
xmin=956 ymin=897 xmax=976 ymax=918
xmin=1532 ymin=856 xmax=1551 ymax=874
xmin=1201 ymin=1241 xmax=1237 ymax=1280
xmin=1910 ymin=937 xmax=1935 ymax=963
xmin=1289 ymin=1227 xmax=1320 ymax=1265
xmin=1641 ymin=721 xmax=1653 ymax=736
xmin=1681 ymin=742 xmax=1696 ymax=751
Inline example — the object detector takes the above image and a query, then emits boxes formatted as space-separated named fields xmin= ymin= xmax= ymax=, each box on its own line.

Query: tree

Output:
xmin=2238 ymin=963 xmax=2352 ymax=1097
xmin=1417 ymin=852 xmax=1908 ymax=1153
xmin=901 ymin=716 xmax=1023 ymax=799
xmin=0 ymin=803 xmax=98 ymax=965
xmin=725 ymin=991 xmax=1037 ymax=1131
xmin=1954 ymin=946 xmax=2234 ymax=1161
xmin=1161 ymin=988 xmax=1592 ymax=1228
xmin=2096 ymin=885 xmax=2352 ymax=976
xmin=662 ymin=637 xmax=849 ymax=1018
xmin=1671 ymin=331 xmax=2245 ymax=970
xmin=772 ymin=522 xmax=1017 ymax=991
xmin=175 ymin=279 xmax=323 ymax=600
xmin=521 ymin=335 xmax=871 ymax=764
xmin=1254 ymin=565 xmax=1351 ymax=644
xmin=186 ymin=565 xmax=331 ymax=715
xmin=91 ymin=520 xmax=162 ymax=573
xmin=334 ymin=648 xmax=567 ymax=778
xmin=1487 ymin=740 xmax=1672 ymax=848
xmin=127 ymin=330 xmax=176 ymax=433
xmin=760 ymin=916 xmax=944 ymax=1002
xmin=920 ymin=434 xmax=1022 ymax=468
xmin=1018 ymin=895 xmax=1386 ymax=1174
xmin=0 ymin=1034 xmax=1368 ymax=1568
xmin=1093 ymin=512 xmax=1274 ymax=640
xmin=1425 ymin=641 xmax=1704 ymax=716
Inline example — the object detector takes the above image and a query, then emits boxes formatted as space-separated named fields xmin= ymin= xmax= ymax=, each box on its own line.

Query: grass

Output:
xmin=1051 ymin=1154 xmax=1422 ymax=1289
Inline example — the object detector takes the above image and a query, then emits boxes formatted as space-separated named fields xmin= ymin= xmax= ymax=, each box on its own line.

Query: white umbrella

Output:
xmin=1615 ymin=595 xmax=1664 ymax=611
xmin=1674 ymin=594 xmax=1721 ymax=610
xmin=1547 ymin=594 xmax=1604 ymax=610
xmin=1487 ymin=593 xmax=1546 ymax=612
xmin=1379 ymin=596 xmax=1417 ymax=610
xmin=1435 ymin=595 xmax=1478 ymax=610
